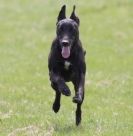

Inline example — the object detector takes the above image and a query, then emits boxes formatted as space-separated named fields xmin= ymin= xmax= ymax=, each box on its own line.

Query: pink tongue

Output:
xmin=61 ymin=46 xmax=70 ymax=58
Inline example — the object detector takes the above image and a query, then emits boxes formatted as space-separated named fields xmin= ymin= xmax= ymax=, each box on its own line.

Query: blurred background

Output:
xmin=0 ymin=0 xmax=133 ymax=135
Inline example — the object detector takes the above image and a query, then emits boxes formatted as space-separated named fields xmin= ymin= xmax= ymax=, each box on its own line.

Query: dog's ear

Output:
xmin=57 ymin=5 xmax=66 ymax=23
xmin=70 ymin=5 xmax=80 ymax=25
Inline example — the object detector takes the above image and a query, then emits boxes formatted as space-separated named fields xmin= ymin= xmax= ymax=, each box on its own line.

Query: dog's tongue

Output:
xmin=61 ymin=46 xmax=70 ymax=59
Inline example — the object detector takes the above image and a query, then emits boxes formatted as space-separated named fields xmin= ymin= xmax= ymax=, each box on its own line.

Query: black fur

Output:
xmin=48 ymin=5 xmax=86 ymax=126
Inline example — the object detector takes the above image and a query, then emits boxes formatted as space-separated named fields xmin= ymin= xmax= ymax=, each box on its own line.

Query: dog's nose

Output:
xmin=62 ymin=40 xmax=69 ymax=47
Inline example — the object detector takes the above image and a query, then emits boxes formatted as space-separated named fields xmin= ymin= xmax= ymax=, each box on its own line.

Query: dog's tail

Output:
xmin=84 ymin=50 xmax=86 ymax=56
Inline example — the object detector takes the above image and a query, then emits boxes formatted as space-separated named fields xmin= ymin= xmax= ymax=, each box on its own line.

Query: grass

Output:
xmin=0 ymin=0 xmax=133 ymax=135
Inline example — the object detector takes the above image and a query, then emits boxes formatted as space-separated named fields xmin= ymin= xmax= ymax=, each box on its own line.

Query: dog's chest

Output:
xmin=64 ymin=61 xmax=71 ymax=70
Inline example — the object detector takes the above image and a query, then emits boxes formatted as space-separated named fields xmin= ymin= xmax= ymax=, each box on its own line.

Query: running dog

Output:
xmin=48 ymin=5 xmax=86 ymax=125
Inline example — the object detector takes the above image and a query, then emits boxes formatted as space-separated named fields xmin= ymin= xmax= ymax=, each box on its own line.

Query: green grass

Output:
xmin=0 ymin=0 xmax=133 ymax=135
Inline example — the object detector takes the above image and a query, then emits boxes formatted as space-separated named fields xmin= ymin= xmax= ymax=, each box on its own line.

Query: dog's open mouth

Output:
xmin=61 ymin=46 xmax=70 ymax=58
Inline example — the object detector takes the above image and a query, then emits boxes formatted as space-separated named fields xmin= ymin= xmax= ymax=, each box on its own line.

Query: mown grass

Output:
xmin=0 ymin=0 xmax=133 ymax=135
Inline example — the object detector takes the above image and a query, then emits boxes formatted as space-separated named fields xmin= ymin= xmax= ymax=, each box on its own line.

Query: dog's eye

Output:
xmin=57 ymin=26 xmax=64 ymax=36
xmin=59 ymin=26 xmax=64 ymax=31
xmin=68 ymin=25 xmax=73 ymax=32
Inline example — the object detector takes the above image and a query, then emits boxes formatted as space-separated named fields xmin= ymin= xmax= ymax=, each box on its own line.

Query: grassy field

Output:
xmin=0 ymin=0 xmax=133 ymax=135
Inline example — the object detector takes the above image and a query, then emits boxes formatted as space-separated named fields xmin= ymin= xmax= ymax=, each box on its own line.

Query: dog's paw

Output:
xmin=52 ymin=103 xmax=60 ymax=113
xmin=76 ymin=116 xmax=81 ymax=126
xmin=59 ymin=85 xmax=71 ymax=96
xmin=72 ymin=96 xmax=82 ymax=104
xmin=62 ymin=87 xmax=71 ymax=96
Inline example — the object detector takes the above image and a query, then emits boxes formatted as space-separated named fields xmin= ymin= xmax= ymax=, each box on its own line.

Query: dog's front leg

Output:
xmin=50 ymin=71 xmax=71 ymax=113
xmin=73 ymin=73 xmax=85 ymax=104
xmin=50 ymin=71 xmax=71 ymax=96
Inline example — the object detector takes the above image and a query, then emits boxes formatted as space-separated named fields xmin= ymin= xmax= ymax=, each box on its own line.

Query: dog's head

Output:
xmin=56 ymin=5 xmax=80 ymax=59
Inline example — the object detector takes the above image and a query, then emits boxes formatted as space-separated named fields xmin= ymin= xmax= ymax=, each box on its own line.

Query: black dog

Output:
xmin=48 ymin=5 xmax=86 ymax=125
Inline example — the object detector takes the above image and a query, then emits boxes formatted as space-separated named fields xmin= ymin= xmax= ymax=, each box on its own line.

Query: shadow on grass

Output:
xmin=54 ymin=123 xmax=84 ymax=134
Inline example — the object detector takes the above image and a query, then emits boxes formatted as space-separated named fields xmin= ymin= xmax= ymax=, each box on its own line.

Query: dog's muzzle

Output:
xmin=61 ymin=40 xmax=71 ymax=59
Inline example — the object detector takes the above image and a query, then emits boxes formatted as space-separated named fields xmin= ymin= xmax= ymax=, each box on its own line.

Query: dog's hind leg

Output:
xmin=53 ymin=92 xmax=61 ymax=113
xmin=74 ymin=85 xmax=84 ymax=126
xmin=51 ymin=82 xmax=61 ymax=113
xmin=76 ymin=91 xmax=84 ymax=125
xmin=72 ymin=73 xmax=85 ymax=125
xmin=76 ymin=103 xmax=82 ymax=126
